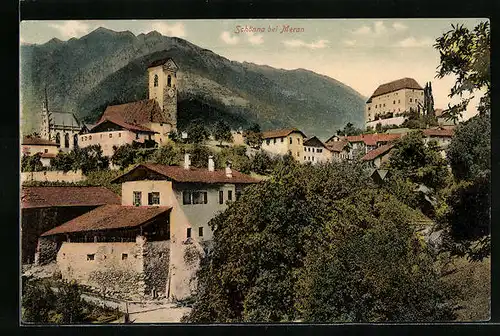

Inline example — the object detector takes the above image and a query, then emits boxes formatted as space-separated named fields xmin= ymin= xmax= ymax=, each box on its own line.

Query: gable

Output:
xmin=304 ymin=136 xmax=326 ymax=148
xmin=164 ymin=59 xmax=178 ymax=71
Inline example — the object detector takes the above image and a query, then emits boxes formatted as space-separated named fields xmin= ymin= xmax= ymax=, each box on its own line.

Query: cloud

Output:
xmin=48 ymin=21 xmax=91 ymax=39
xmin=352 ymin=25 xmax=372 ymax=35
xmin=220 ymin=31 xmax=239 ymax=45
xmin=392 ymin=22 xmax=408 ymax=31
xmin=151 ymin=22 xmax=186 ymax=37
xmin=283 ymin=39 xmax=329 ymax=49
xmin=343 ymin=39 xmax=356 ymax=46
xmin=247 ymin=32 xmax=264 ymax=45
xmin=373 ymin=21 xmax=387 ymax=35
xmin=396 ymin=36 xmax=434 ymax=48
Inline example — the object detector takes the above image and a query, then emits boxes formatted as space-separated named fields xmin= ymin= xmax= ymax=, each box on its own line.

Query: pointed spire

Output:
xmin=42 ymin=85 xmax=49 ymax=111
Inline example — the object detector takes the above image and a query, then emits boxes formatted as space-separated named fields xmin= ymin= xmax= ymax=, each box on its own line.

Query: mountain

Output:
xmin=20 ymin=27 xmax=366 ymax=140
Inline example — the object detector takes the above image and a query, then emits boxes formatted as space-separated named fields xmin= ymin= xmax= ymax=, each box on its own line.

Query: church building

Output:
xmin=78 ymin=58 xmax=179 ymax=157
xmin=39 ymin=89 xmax=85 ymax=152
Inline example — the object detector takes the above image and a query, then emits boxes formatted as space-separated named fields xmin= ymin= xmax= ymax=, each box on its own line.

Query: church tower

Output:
xmin=40 ymin=87 xmax=51 ymax=140
xmin=147 ymin=58 xmax=178 ymax=131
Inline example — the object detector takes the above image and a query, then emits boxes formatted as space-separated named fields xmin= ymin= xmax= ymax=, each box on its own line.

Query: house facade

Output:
xmin=325 ymin=139 xmax=352 ymax=162
xmin=37 ymin=157 xmax=259 ymax=300
xmin=79 ymin=58 xmax=179 ymax=156
xmin=21 ymin=137 xmax=60 ymax=167
xmin=261 ymin=128 xmax=307 ymax=161
xmin=302 ymin=136 xmax=332 ymax=164
xmin=365 ymin=78 xmax=424 ymax=128
xmin=361 ymin=143 xmax=395 ymax=169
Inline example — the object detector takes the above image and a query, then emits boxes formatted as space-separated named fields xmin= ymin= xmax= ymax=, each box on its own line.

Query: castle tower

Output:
xmin=147 ymin=58 xmax=178 ymax=131
xmin=40 ymin=87 xmax=51 ymax=140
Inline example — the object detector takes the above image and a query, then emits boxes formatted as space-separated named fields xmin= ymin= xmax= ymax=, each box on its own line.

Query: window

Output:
xmin=398 ymin=99 xmax=400 ymax=104
xmin=100 ymin=134 xmax=103 ymax=139
xmin=187 ymin=228 xmax=192 ymax=238
xmin=154 ymin=74 xmax=159 ymax=87
xmin=122 ymin=253 xmax=128 ymax=260
xmin=44 ymin=149 xmax=48 ymax=153
xmin=64 ymin=133 xmax=70 ymax=148
xmin=219 ymin=190 xmax=224 ymax=204
xmin=167 ymin=75 xmax=172 ymax=87
xmin=266 ymin=139 xmax=270 ymax=145
xmin=73 ymin=134 xmax=78 ymax=148
xmin=118 ymin=133 xmax=121 ymax=138
xmin=148 ymin=192 xmax=160 ymax=205
xmin=109 ymin=133 xmax=113 ymax=138
xmin=304 ymin=147 xmax=306 ymax=151
xmin=410 ymin=98 xmax=413 ymax=102
xmin=317 ymin=148 xmax=322 ymax=153
xmin=89 ymin=135 xmax=92 ymax=140
xmin=375 ymin=104 xmax=377 ymax=108
xmin=289 ymin=137 xmax=292 ymax=144
xmin=281 ymin=137 xmax=284 ymax=143
xmin=87 ymin=254 xmax=95 ymax=261
xmin=368 ymin=107 xmax=371 ymax=111
xmin=393 ymin=100 xmax=396 ymax=104
xmin=273 ymin=138 xmax=276 ymax=144
xmin=199 ymin=227 xmax=204 ymax=237
xmin=312 ymin=157 xmax=315 ymax=161
xmin=236 ymin=188 xmax=242 ymax=201
xmin=183 ymin=191 xmax=192 ymax=205
xmin=133 ymin=191 xmax=142 ymax=206
xmin=228 ymin=190 xmax=233 ymax=201
xmin=136 ymin=133 xmax=139 ymax=140
xmin=297 ymin=138 xmax=300 ymax=144
xmin=383 ymin=103 xmax=386 ymax=107
xmin=297 ymin=152 xmax=299 ymax=157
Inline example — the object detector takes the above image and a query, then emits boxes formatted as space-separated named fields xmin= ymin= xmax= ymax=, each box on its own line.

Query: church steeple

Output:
xmin=40 ymin=86 xmax=51 ymax=140
xmin=42 ymin=86 xmax=49 ymax=111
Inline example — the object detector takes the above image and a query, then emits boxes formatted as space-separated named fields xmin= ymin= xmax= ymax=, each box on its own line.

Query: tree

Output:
xmin=111 ymin=144 xmax=137 ymax=170
xmin=434 ymin=21 xmax=490 ymax=120
xmin=54 ymin=280 xmax=85 ymax=324
xmin=152 ymin=142 xmax=182 ymax=166
xmin=337 ymin=122 xmax=363 ymax=136
xmin=51 ymin=151 xmax=77 ymax=172
xmin=216 ymin=145 xmax=251 ymax=174
xmin=213 ymin=121 xmax=233 ymax=146
xmin=388 ymin=131 xmax=449 ymax=191
xmin=184 ymin=162 xmax=456 ymax=322
xmin=243 ymin=123 xmax=263 ymax=149
xmin=21 ymin=153 xmax=44 ymax=172
xmin=22 ymin=276 xmax=56 ymax=323
xmin=186 ymin=120 xmax=210 ymax=144
xmin=446 ymin=114 xmax=490 ymax=181
xmin=375 ymin=122 xmax=382 ymax=133
xmin=249 ymin=150 xmax=274 ymax=175
xmin=74 ymin=145 xmax=109 ymax=174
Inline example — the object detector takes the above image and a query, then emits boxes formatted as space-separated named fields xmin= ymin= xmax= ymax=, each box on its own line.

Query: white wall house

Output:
xmin=302 ymin=136 xmax=332 ymax=164
xmin=261 ymin=128 xmax=307 ymax=162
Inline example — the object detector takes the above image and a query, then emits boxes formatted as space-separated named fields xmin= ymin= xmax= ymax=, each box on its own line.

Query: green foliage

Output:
xmin=388 ymin=131 xmax=449 ymax=191
xmin=446 ymin=114 xmax=490 ymax=181
xmin=213 ymin=120 xmax=233 ymax=145
xmin=249 ymin=150 xmax=276 ymax=175
xmin=215 ymin=146 xmax=251 ymax=174
xmin=152 ymin=142 xmax=183 ymax=166
xmin=21 ymin=153 xmax=44 ymax=172
xmin=51 ymin=145 xmax=109 ymax=174
xmin=337 ymin=122 xmax=363 ymax=136
xmin=434 ymin=21 xmax=490 ymax=118
xmin=22 ymin=276 xmax=56 ymax=323
xmin=186 ymin=144 xmax=216 ymax=168
xmin=243 ymin=123 xmax=263 ymax=149
xmin=186 ymin=120 xmax=210 ymax=144
xmin=185 ymin=162 xmax=456 ymax=322
xmin=111 ymin=144 xmax=137 ymax=170
xmin=53 ymin=280 xmax=85 ymax=324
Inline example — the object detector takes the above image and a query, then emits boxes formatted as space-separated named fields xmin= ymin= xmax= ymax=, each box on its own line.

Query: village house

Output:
xmin=325 ymin=139 xmax=352 ymax=162
xmin=37 ymin=156 xmax=259 ymax=300
xmin=22 ymin=186 xmax=121 ymax=265
xmin=326 ymin=133 xmax=401 ymax=159
xmin=39 ymin=89 xmax=85 ymax=151
xmin=79 ymin=58 xmax=179 ymax=156
xmin=261 ymin=128 xmax=307 ymax=161
xmin=21 ymin=137 xmax=59 ymax=167
xmin=365 ymin=78 xmax=424 ymax=129
xmin=302 ymin=136 xmax=333 ymax=164
xmin=361 ymin=143 xmax=395 ymax=169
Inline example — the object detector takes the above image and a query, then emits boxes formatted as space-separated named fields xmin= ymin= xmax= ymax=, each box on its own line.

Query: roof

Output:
xmin=262 ymin=128 xmax=307 ymax=139
xmin=148 ymin=57 xmax=179 ymax=70
xmin=341 ymin=133 xmax=401 ymax=146
xmin=303 ymin=136 xmax=327 ymax=149
xmin=22 ymin=137 xmax=59 ymax=146
xmin=361 ymin=143 xmax=395 ymax=161
xmin=111 ymin=163 xmax=260 ymax=185
xmin=369 ymin=78 xmax=423 ymax=99
xmin=21 ymin=186 xmax=121 ymax=209
xmin=41 ymin=205 xmax=171 ymax=236
xmin=326 ymin=140 xmax=350 ymax=152
xmin=99 ymin=99 xmax=168 ymax=125
xmin=422 ymin=128 xmax=454 ymax=137
xmin=91 ymin=118 xmax=156 ymax=134
xmin=50 ymin=112 xmax=81 ymax=129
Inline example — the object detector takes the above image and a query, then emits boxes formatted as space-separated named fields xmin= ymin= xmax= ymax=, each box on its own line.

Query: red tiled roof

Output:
xmin=341 ymin=133 xmax=401 ymax=146
xmin=370 ymin=78 xmax=423 ymax=99
xmin=422 ymin=129 xmax=454 ymax=137
xmin=91 ymin=117 xmax=156 ymax=133
xmin=326 ymin=140 xmax=349 ymax=152
xmin=22 ymin=137 xmax=59 ymax=146
xmin=262 ymin=128 xmax=306 ymax=139
xmin=361 ymin=144 xmax=395 ymax=161
xmin=41 ymin=205 xmax=171 ymax=236
xmin=21 ymin=186 xmax=121 ymax=209
xmin=99 ymin=99 xmax=168 ymax=125
xmin=111 ymin=163 xmax=260 ymax=185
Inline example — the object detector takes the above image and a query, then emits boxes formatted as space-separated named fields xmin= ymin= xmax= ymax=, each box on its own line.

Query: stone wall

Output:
xmin=143 ymin=240 xmax=170 ymax=298
xmin=57 ymin=239 xmax=146 ymax=299
xmin=35 ymin=236 xmax=59 ymax=265
xmin=21 ymin=170 xmax=85 ymax=183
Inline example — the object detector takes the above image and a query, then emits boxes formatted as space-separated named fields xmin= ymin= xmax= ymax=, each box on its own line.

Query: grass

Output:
xmin=441 ymin=256 xmax=491 ymax=321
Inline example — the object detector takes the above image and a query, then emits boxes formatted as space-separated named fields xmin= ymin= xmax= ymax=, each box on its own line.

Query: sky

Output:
xmin=20 ymin=18 xmax=488 ymax=120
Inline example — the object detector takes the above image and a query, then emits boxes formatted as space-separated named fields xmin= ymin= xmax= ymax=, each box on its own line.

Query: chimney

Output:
xmin=208 ymin=155 xmax=215 ymax=172
xmin=184 ymin=153 xmax=191 ymax=170
xmin=225 ymin=161 xmax=232 ymax=178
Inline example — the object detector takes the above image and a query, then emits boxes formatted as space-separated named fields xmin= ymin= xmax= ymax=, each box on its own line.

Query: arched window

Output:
xmin=167 ymin=75 xmax=172 ymax=87
xmin=55 ymin=133 xmax=60 ymax=145
xmin=154 ymin=74 xmax=159 ymax=87
xmin=73 ymin=134 xmax=78 ymax=148
xmin=64 ymin=133 xmax=70 ymax=148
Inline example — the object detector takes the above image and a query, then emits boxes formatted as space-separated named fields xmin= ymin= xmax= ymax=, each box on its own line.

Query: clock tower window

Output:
xmin=167 ymin=75 xmax=172 ymax=87
xmin=154 ymin=74 xmax=159 ymax=87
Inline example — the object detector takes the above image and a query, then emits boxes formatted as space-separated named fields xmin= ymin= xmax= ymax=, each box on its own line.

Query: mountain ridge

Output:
xmin=20 ymin=27 xmax=366 ymax=140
